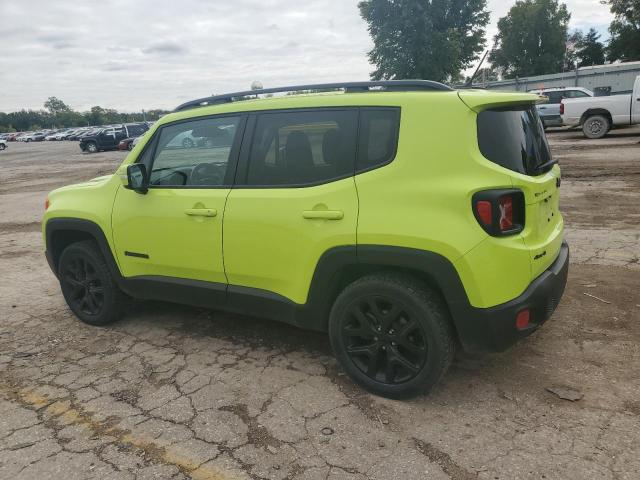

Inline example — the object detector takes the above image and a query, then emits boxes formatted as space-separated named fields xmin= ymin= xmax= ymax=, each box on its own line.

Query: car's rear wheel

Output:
xmin=329 ymin=273 xmax=455 ymax=399
xmin=86 ymin=142 xmax=98 ymax=153
xmin=58 ymin=241 xmax=125 ymax=326
xmin=583 ymin=115 xmax=610 ymax=139
xmin=0 ymin=144 xmax=5 ymax=150
xmin=182 ymin=138 xmax=195 ymax=148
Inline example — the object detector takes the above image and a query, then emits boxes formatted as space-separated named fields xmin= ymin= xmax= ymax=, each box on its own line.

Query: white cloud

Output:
xmin=1 ymin=0 xmax=613 ymax=112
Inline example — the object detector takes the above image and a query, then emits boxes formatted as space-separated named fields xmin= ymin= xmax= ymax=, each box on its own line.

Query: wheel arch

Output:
xmin=580 ymin=109 xmax=612 ymax=125
xmin=305 ymin=246 xmax=471 ymax=344
xmin=45 ymin=218 xmax=122 ymax=282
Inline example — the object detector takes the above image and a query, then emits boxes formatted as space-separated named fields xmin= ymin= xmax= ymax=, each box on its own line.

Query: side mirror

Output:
xmin=127 ymin=164 xmax=148 ymax=194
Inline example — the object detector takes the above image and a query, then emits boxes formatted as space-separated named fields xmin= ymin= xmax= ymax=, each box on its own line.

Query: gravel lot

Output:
xmin=0 ymin=128 xmax=639 ymax=480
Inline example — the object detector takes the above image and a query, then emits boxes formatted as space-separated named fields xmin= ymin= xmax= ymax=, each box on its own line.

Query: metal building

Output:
xmin=472 ymin=61 xmax=640 ymax=95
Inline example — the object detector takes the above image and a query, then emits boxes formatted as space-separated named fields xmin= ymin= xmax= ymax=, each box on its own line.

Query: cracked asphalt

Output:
xmin=0 ymin=127 xmax=639 ymax=479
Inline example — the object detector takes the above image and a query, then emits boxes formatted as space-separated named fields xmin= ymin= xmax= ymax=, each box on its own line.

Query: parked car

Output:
xmin=45 ymin=130 xmax=64 ymax=141
xmin=0 ymin=139 xmax=7 ymax=150
xmin=528 ymin=87 xmax=593 ymax=128
xmin=80 ymin=123 xmax=149 ymax=153
xmin=20 ymin=131 xmax=47 ymax=142
xmin=68 ymin=128 xmax=94 ymax=141
xmin=561 ymin=75 xmax=640 ymax=138
xmin=6 ymin=132 xmax=23 ymax=141
xmin=118 ymin=138 xmax=135 ymax=150
xmin=43 ymin=80 xmax=568 ymax=398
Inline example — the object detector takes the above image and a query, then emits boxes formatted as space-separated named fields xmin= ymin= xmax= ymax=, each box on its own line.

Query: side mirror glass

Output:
xmin=127 ymin=164 xmax=148 ymax=193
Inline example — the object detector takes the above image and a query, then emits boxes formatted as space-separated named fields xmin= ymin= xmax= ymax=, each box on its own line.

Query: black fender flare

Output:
xmin=45 ymin=218 xmax=124 ymax=284
xmin=302 ymin=245 xmax=474 ymax=339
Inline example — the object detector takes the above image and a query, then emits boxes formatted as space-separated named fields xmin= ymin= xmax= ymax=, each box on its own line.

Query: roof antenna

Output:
xmin=465 ymin=50 xmax=489 ymax=88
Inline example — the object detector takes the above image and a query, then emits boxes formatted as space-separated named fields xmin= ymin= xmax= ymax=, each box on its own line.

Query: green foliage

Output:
xmin=0 ymin=99 xmax=168 ymax=132
xmin=576 ymin=28 xmax=606 ymax=67
xmin=606 ymin=0 xmax=640 ymax=61
xmin=489 ymin=0 xmax=570 ymax=77
xmin=358 ymin=0 xmax=489 ymax=83
xmin=44 ymin=96 xmax=71 ymax=115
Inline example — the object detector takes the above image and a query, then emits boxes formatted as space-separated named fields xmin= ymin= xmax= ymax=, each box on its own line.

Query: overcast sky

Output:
xmin=1 ymin=0 xmax=612 ymax=113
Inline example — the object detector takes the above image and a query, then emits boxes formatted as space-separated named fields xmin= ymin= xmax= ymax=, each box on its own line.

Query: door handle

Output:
xmin=302 ymin=210 xmax=343 ymax=220
xmin=184 ymin=208 xmax=217 ymax=217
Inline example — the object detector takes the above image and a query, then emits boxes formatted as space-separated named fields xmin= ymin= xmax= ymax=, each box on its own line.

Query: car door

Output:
xmin=540 ymin=91 xmax=562 ymax=120
xmin=111 ymin=113 xmax=246 ymax=285
xmin=223 ymin=108 xmax=359 ymax=305
xmin=97 ymin=129 xmax=114 ymax=148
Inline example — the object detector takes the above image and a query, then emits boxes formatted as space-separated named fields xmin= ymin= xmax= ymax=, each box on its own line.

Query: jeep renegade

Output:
xmin=43 ymin=81 xmax=568 ymax=398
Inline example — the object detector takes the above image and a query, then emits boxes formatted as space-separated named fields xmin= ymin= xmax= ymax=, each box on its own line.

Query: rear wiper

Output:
xmin=533 ymin=159 xmax=558 ymax=173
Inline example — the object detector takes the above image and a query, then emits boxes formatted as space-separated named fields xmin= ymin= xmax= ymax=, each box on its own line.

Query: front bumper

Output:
xmin=456 ymin=241 xmax=569 ymax=352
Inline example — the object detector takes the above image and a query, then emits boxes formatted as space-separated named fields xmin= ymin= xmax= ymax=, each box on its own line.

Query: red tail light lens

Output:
xmin=472 ymin=189 xmax=524 ymax=236
xmin=45 ymin=198 xmax=50 ymax=210
xmin=475 ymin=200 xmax=492 ymax=226
xmin=559 ymin=102 xmax=564 ymax=115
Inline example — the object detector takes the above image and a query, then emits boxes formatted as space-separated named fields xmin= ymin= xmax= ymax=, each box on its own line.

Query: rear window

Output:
xmin=477 ymin=106 xmax=552 ymax=175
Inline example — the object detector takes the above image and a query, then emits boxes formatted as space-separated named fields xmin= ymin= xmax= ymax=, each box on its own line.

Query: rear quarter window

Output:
xmin=357 ymin=108 xmax=400 ymax=172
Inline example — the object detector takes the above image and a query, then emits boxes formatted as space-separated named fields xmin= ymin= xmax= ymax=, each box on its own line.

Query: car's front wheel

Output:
xmin=58 ymin=241 xmax=125 ymax=326
xmin=329 ymin=273 xmax=455 ymax=399
xmin=583 ymin=115 xmax=610 ymax=139
xmin=85 ymin=142 xmax=98 ymax=153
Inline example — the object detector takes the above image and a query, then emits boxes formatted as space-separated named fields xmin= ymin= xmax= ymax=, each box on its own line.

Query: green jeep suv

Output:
xmin=43 ymin=81 xmax=568 ymax=398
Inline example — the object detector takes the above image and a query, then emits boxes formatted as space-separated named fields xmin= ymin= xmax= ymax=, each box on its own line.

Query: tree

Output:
xmin=44 ymin=97 xmax=71 ymax=115
xmin=605 ymin=0 xmax=640 ymax=61
xmin=564 ymin=30 xmax=583 ymax=70
xmin=576 ymin=28 xmax=606 ymax=66
xmin=489 ymin=0 xmax=570 ymax=77
xmin=358 ymin=0 xmax=489 ymax=83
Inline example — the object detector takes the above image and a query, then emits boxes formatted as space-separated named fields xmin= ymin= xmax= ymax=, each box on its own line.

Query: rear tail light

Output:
xmin=472 ymin=189 xmax=524 ymax=236
xmin=559 ymin=102 xmax=564 ymax=115
xmin=45 ymin=198 xmax=50 ymax=210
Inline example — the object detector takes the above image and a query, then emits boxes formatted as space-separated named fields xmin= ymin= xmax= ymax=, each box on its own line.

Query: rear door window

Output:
xmin=545 ymin=92 xmax=563 ymax=104
xmin=477 ymin=105 xmax=553 ymax=175
xmin=246 ymin=109 xmax=358 ymax=186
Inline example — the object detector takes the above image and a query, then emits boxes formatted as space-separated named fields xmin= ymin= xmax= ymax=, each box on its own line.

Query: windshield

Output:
xmin=477 ymin=105 xmax=553 ymax=175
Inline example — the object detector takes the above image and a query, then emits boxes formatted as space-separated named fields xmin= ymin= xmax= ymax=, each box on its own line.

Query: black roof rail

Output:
xmin=174 ymin=80 xmax=452 ymax=111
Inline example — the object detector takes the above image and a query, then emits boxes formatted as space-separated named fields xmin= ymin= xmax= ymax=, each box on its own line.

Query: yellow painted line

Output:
xmin=2 ymin=386 xmax=235 ymax=480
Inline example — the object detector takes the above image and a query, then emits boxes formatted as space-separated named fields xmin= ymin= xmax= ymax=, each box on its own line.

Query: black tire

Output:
xmin=58 ymin=240 xmax=125 ymax=326
xmin=0 ymin=144 xmax=5 ymax=150
xmin=582 ymin=114 xmax=610 ymax=139
xmin=86 ymin=141 xmax=98 ymax=153
xmin=329 ymin=273 xmax=455 ymax=399
xmin=182 ymin=137 xmax=195 ymax=148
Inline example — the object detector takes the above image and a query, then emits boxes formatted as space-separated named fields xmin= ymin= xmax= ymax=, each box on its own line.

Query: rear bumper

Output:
xmin=455 ymin=241 xmax=569 ymax=352
xmin=541 ymin=115 xmax=563 ymax=127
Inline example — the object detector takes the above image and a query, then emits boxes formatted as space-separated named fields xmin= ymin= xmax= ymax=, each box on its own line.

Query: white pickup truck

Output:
xmin=561 ymin=75 xmax=640 ymax=138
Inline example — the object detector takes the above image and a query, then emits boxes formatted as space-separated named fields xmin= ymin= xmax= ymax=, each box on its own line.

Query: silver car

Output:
xmin=529 ymin=87 xmax=593 ymax=128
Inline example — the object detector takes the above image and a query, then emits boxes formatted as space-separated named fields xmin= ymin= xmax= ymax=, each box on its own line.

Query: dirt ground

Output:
xmin=0 ymin=127 xmax=638 ymax=480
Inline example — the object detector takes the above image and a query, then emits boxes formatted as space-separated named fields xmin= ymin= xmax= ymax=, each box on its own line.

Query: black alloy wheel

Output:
xmin=329 ymin=273 xmax=455 ymax=399
xmin=342 ymin=295 xmax=427 ymax=384
xmin=61 ymin=255 xmax=104 ymax=316
xmin=58 ymin=241 xmax=125 ymax=325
